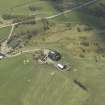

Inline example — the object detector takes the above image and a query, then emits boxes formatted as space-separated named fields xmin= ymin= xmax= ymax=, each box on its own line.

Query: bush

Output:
xmin=28 ymin=6 xmax=41 ymax=11
xmin=80 ymin=41 xmax=89 ymax=47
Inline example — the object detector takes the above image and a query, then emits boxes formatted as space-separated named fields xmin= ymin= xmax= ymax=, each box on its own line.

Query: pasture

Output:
xmin=0 ymin=23 xmax=105 ymax=105
xmin=0 ymin=54 xmax=88 ymax=105
xmin=0 ymin=0 xmax=105 ymax=105
xmin=0 ymin=26 xmax=11 ymax=41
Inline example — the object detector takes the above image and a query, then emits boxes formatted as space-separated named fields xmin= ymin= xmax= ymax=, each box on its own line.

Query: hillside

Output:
xmin=0 ymin=0 xmax=105 ymax=105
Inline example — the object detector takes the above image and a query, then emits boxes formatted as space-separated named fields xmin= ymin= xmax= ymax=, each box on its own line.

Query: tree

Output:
xmin=41 ymin=18 xmax=49 ymax=31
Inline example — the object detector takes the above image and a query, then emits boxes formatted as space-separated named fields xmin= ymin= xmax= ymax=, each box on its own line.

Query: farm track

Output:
xmin=7 ymin=48 xmax=40 ymax=58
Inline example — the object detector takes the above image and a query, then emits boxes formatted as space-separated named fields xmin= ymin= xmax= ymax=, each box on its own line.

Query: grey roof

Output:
xmin=48 ymin=51 xmax=61 ymax=61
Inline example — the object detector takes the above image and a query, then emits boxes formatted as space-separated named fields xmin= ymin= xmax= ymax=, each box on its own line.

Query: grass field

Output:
xmin=0 ymin=40 xmax=105 ymax=105
xmin=0 ymin=0 xmax=57 ymax=17
xmin=10 ymin=1 xmax=57 ymax=17
xmin=0 ymin=0 xmax=36 ymax=14
xmin=0 ymin=0 xmax=105 ymax=105
xmin=0 ymin=26 xmax=11 ymax=41
xmin=1 ymin=23 xmax=105 ymax=105
xmin=26 ymin=23 xmax=105 ymax=105
xmin=0 ymin=54 xmax=89 ymax=105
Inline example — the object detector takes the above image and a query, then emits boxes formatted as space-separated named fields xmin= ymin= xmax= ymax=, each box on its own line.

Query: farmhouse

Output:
xmin=48 ymin=50 xmax=61 ymax=61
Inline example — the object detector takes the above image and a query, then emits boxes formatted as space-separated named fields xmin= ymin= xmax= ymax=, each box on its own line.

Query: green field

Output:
xmin=9 ymin=1 xmax=57 ymax=16
xmin=1 ymin=24 xmax=105 ymax=105
xmin=0 ymin=43 xmax=105 ymax=105
xmin=0 ymin=54 xmax=88 ymax=105
xmin=0 ymin=26 xmax=11 ymax=41
xmin=0 ymin=0 xmax=36 ymax=14
xmin=0 ymin=0 xmax=57 ymax=17
xmin=0 ymin=0 xmax=105 ymax=105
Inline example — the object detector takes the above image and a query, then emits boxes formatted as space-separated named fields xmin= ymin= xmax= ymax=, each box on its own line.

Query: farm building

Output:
xmin=55 ymin=63 xmax=71 ymax=71
xmin=48 ymin=50 xmax=61 ymax=61
xmin=57 ymin=63 xmax=66 ymax=70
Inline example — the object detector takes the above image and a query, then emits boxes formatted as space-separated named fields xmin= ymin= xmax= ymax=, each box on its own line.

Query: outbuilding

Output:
xmin=56 ymin=63 xmax=66 ymax=70
xmin=48 ymin=50 xmax=61 ymax=61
